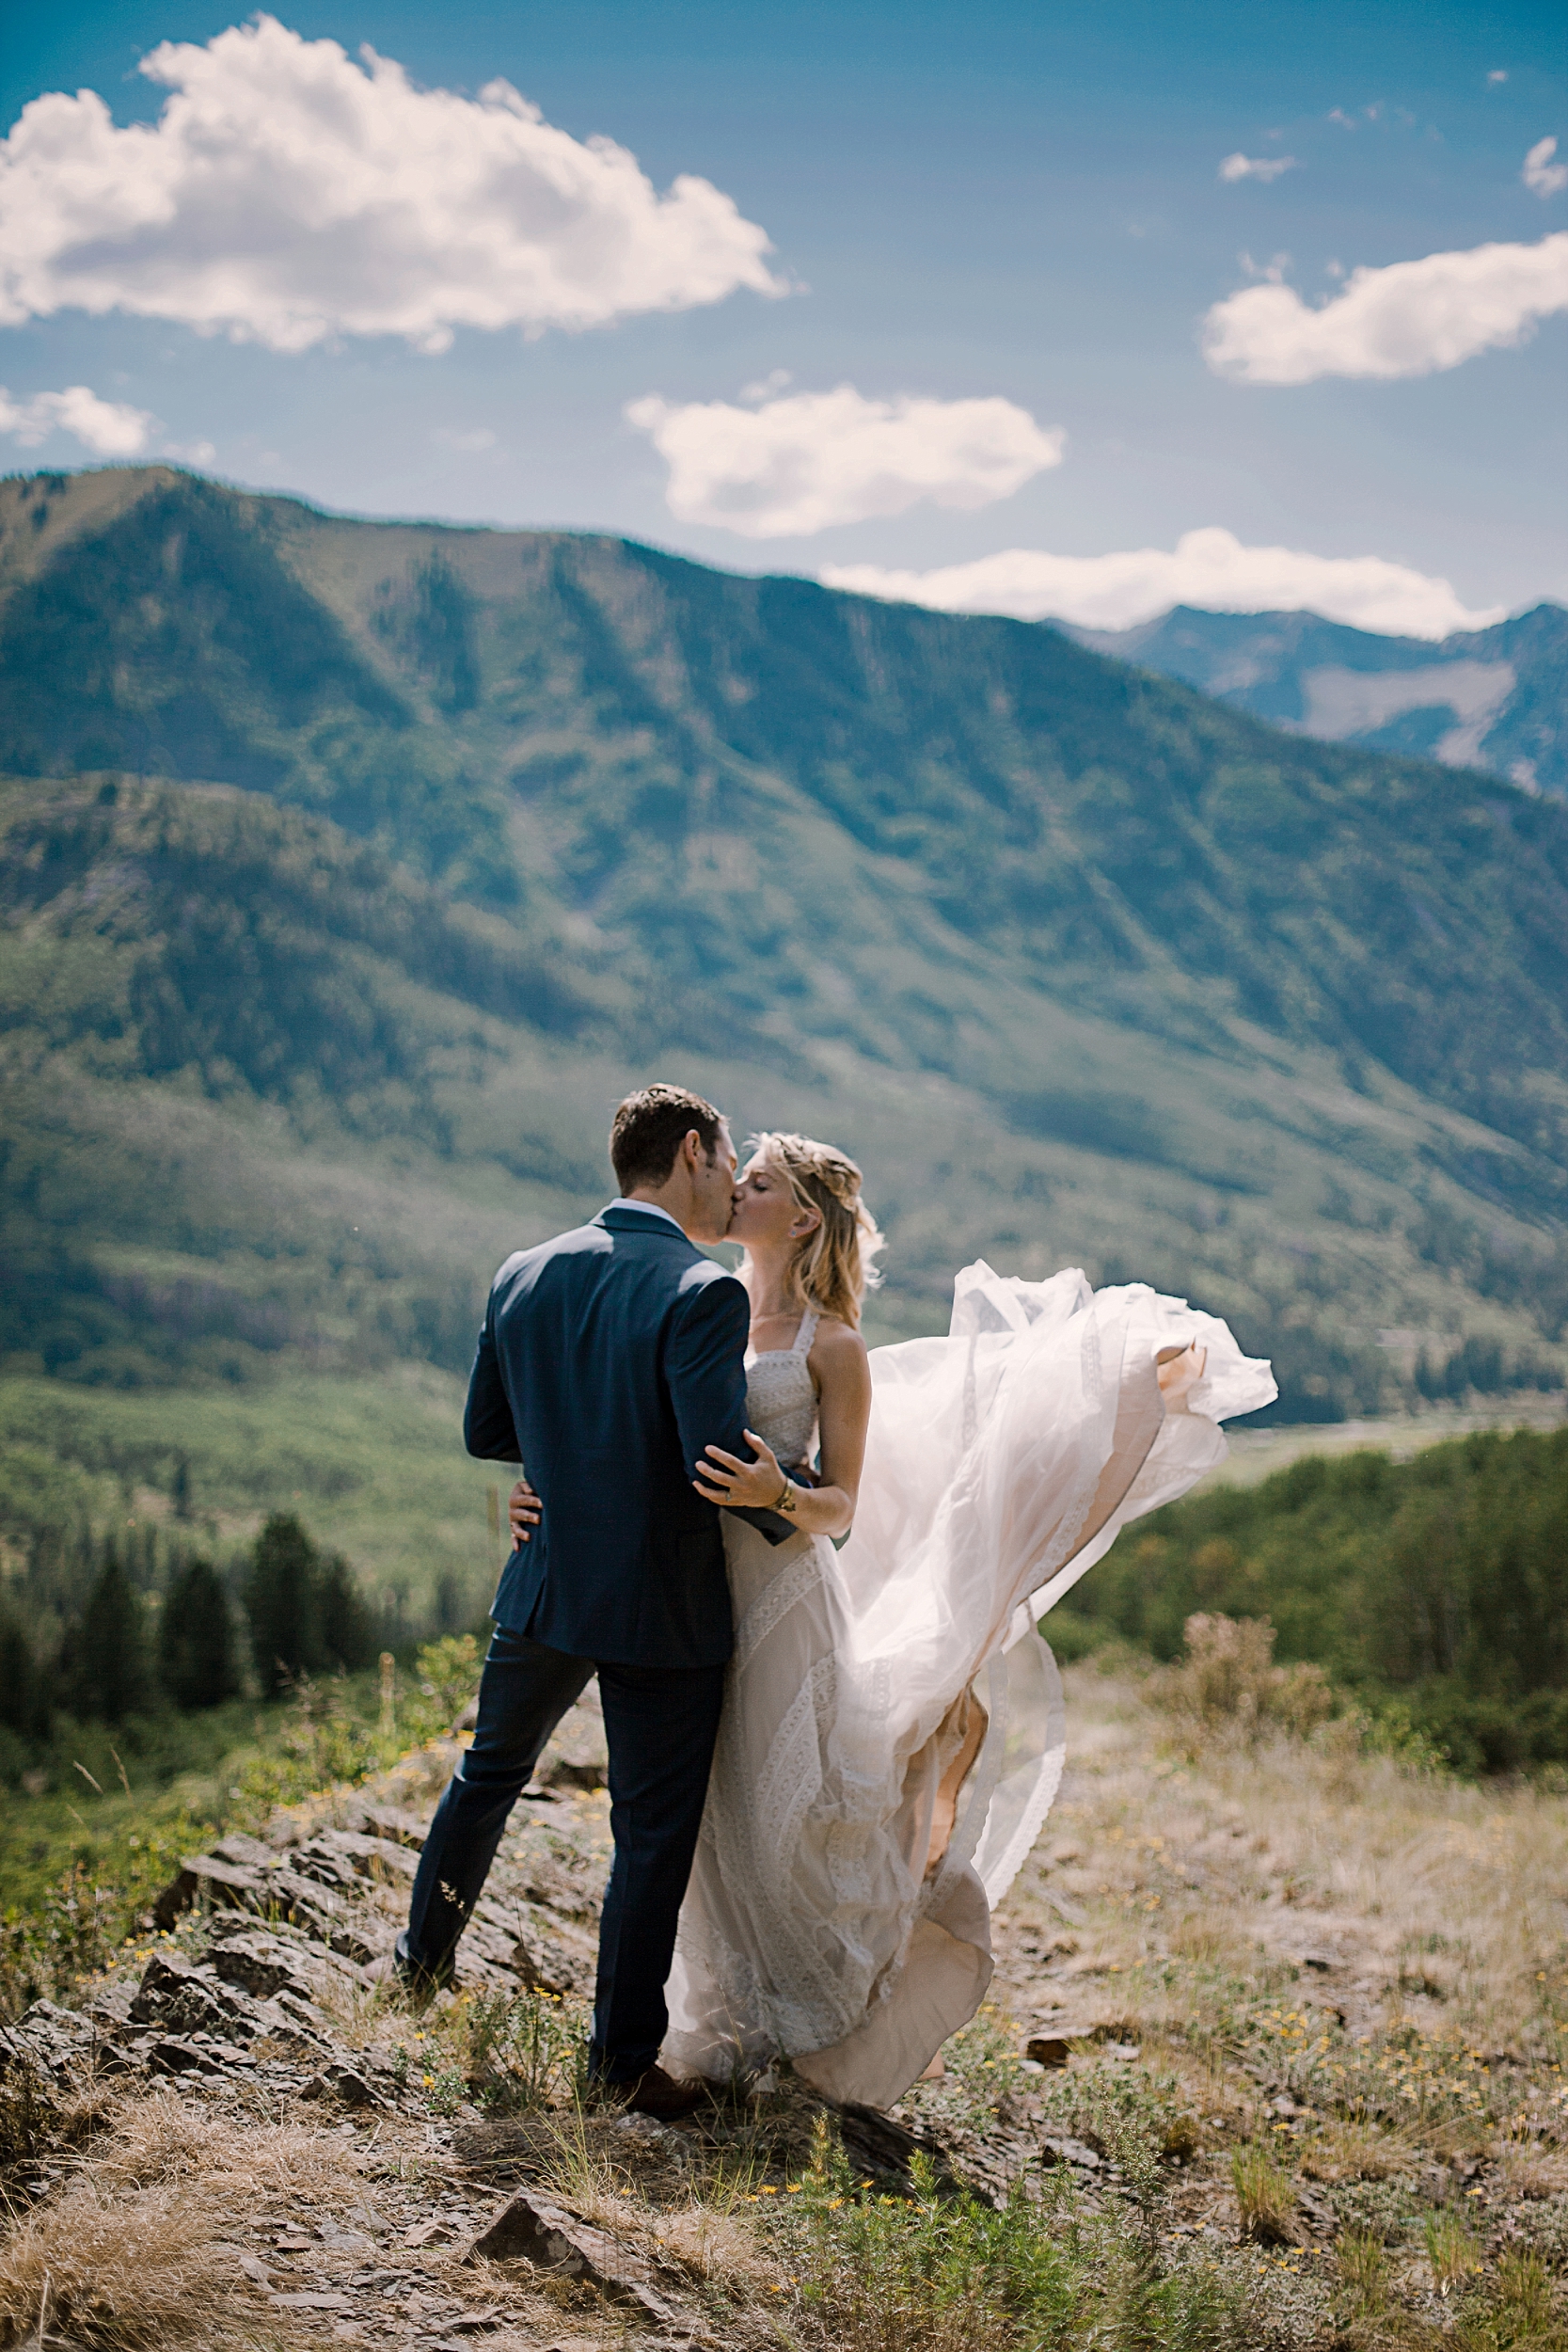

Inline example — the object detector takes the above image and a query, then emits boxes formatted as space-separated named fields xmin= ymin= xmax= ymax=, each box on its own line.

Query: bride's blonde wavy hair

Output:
xmin=746 ymin=1132 xmax=884 ymax=1329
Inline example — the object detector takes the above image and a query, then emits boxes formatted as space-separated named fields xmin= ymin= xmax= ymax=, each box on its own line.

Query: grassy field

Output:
xmin=1198 ymin=1393 xmax=1568 ymax=1491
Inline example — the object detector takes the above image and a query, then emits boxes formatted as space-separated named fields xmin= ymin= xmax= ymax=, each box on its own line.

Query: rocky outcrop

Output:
xmin=467 ymin=2190 xmax=686 ymax=2327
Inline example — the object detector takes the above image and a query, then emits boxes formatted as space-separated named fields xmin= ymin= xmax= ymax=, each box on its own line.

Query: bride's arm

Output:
xmin=693 ymin=1319 xmax=871 ymax=1538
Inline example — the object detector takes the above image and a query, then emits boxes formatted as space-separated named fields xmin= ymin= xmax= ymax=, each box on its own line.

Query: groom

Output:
xmin=397 ymin=1083 xmax=791 ymax=2118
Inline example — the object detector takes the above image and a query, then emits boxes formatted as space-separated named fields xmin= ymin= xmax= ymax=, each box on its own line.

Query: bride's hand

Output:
xmin=507 ymin=1476 xmax=541 ymax=1545
xmin=693 ymin=1430 xmax=790 ymax=1512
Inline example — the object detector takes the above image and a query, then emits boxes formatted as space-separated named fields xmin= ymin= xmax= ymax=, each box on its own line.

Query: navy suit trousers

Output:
xmin=403 ymin=1623 xmax=726 ymax=2082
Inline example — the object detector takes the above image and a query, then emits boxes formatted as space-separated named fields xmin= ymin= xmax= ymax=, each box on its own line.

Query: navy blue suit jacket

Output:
xmin=464 ymin=1203 xmax=788 ymax=1669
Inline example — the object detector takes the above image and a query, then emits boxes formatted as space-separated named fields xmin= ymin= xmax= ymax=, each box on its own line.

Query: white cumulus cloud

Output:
xmin=0 ymin=15 xmax=783 ymax=354
xmin=1202 ymin=232 xmax=1568 ymax=383
xmin=1523 ymin=136 xmax=1567 ymax=199
xmin=820 ymin=528 xmax=1504 ymax=640
xmin=625 ymin=384 xmax=1064 ymax=537
xmin=1218 ymin=153 xmax=1298 ymax=183
xmin=0 ymin=383 xmax=152 ymax=454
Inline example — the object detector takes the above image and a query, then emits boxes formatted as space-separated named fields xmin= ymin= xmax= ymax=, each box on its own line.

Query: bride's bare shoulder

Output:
xmin=809 ymin=1313 xmax=869 ymax=1365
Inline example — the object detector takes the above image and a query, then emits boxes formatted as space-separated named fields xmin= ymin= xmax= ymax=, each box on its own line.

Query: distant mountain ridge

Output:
xmin=1066 ymin=602 xmax=1567 ymax=798
xmin=1 ymin=464 xmax=1565 ymax=1443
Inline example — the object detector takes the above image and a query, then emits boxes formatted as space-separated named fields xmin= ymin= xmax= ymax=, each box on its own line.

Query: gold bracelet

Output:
xmin=774 ymin=1475 xmax=799 ymax=1515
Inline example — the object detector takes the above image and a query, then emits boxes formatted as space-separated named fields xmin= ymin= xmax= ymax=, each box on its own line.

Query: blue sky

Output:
xmin=1 ymin=0 xmax=1563 ymax=633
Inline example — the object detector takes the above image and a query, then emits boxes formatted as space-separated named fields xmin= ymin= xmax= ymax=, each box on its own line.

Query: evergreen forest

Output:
xmin=1051 ymin=1427 xmax=1568 ymax=1772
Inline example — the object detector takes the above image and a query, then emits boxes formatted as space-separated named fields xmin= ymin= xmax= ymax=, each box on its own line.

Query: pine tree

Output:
xmin=0 ymin=1597 xmax=43 ymax=1738
xmin=160 ymin=1556 xmax=239 ymax=1710
xmin=318 ymin=1552 xmax=375 ymax=1673
xmin=244 ymin=1514 xmax=321 ymax=1695
xmin=71 ymin=1537 xmax=150 ymax=1721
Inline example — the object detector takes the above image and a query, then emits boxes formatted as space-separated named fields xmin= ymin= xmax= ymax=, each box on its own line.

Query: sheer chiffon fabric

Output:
xmin=661 ymin=1264 xmax=1275 ymax=2108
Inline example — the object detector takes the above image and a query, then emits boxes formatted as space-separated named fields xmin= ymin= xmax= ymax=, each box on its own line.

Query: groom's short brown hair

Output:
xmin=610 ymin=1084 xmax=726 ymax=1192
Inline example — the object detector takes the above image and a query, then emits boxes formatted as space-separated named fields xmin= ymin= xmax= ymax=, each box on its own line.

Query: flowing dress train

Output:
xmin=661 ymin=1263 xmax=1275 ymax=2108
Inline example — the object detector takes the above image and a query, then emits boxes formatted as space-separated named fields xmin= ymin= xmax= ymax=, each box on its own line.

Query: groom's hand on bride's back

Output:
xmin=507 ymin=1477 xmax=541 ymax=1546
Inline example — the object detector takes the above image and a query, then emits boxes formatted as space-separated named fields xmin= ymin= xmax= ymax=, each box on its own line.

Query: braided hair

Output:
xmin=746 ymin=1132 xmax=884 ymax=1329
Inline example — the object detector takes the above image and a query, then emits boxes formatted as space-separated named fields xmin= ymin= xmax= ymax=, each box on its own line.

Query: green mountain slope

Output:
xmin=1068 ymin=602 xmax=1568 ymax=799
xmin=1 ymin=465 xmax=1564 ymax=1619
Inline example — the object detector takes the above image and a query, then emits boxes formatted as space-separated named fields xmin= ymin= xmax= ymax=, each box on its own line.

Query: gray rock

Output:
xmin=3 ymin=1999 xmax=104 ymax=2084
xmin=131 ymin=1950 xmax=255 ymax=2042
xmin=287 ymin=1840 xmax=362 ymax=1892
xmin=540 ymin=1757 xmax=608 ymax=1792
xmin=837 ymin=2101 xmax=972 ymax=2201
xmin=150 ymin=1852 xmax=273 ymax=1929
xmin=299 ymin=2062 xmax=383 ymax=2109
xmin=208 ymin=1832 xmax=279 ymax=1870
xmin=145 ymin=2034 xmax=233 ymax=2076
xmin=316 ymin=2218 xmax=377 ymax=2249
xmin=312 ymin=1828 xmax=422 ymax=1883
xmin=353 ymin=1803 xmax=429 ymax=1849
xmin=467 ymin=2189 xmax=683 ymax=2328
xmin=205 ymin=1927 xmax=347 ymax=2004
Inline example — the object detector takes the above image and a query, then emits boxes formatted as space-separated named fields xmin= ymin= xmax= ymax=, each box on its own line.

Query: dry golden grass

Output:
xmin=976 ymin=1655 xmax=1568 ymax=2347
xmin=0 ymin=2181 xmax=296 ymax=2350
xmin=529 ymin=2108 xmax=787 ymax=2298
xmin=0 ymin=2090 xmax=367 ymax=2351
xmin=89 ymin=2085 xmax=363 ymax=2203
xmin=1001 ymin=1661 xmax=1568 ymax=2057
xmin=1496 ymin=2145 xmax=1568 ymax=2200
xmin=1298 ymin=2119 xmax=1421 ymax=2183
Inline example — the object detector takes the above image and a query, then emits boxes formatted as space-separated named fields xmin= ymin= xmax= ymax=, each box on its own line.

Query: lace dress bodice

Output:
xmin=744 ymin=1307 xmax=819 ymax=1469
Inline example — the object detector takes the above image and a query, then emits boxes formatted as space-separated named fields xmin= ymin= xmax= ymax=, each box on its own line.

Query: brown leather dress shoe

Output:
xmin=613 ymin=2064 xmax=708 ymax=2121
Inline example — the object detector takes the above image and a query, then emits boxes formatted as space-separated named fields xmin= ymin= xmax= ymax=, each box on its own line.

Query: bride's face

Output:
xmin=728 ymin=1155 xmax=818 ymax=1252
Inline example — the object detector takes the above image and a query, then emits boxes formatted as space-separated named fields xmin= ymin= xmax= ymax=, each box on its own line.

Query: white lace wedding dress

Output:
xmin=661 ymin=1263 xmax=1275 ymax=2109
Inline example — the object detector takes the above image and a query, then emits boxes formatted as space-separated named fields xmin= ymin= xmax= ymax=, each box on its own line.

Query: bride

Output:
xmin=659 ymin=1131 xmax=1275 ymax=2107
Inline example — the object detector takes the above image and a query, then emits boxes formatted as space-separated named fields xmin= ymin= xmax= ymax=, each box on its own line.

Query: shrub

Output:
xmin=782 ymin=2112 xmax=1253 ymax=2351
xmin=439 ymin=1983 xmax=587 ymax=2114
xmin=1149 ymin=1613 xmax=1333 ymax=1744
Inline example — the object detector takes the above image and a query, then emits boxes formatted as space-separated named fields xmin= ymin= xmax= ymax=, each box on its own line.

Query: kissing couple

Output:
xmin=399 ymin=1083 xmax=1274 ymax=2118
